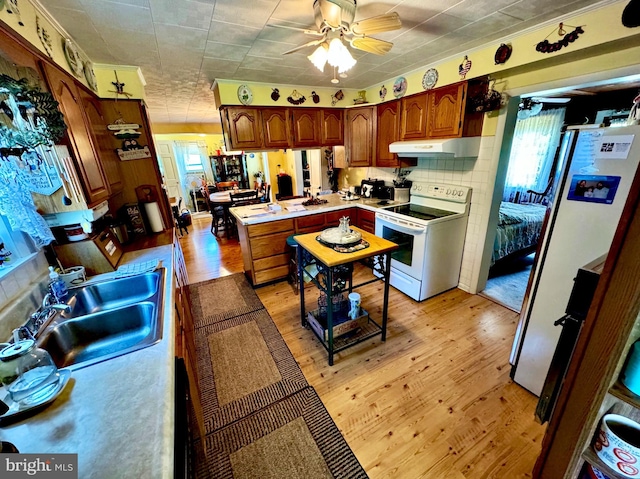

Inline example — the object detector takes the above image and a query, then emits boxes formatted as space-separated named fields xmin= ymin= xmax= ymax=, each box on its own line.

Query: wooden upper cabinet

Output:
xmin=376 ymin=100 xmax=400 ymax=168
xmin=261 ymin=108 xmax=291 ymax=149
xmin=291 ymin=109 xmax=320 ymax=147
xmin=427 ymin=82 xmax=467 ymax=138
xmin=345 ymin=106 xmax=376 ymax=167
xmin=79 ymin=90 xmax=123 ymax=195
xmin=222 ymin=106 xmax=263 ymax=150
xmin=42 ymin=63 xmax=110 ymax=206
xmin=320 ymin=109 xmax=343 ymax=146
xmin=400 ymin=92 xmax=429 ymax=140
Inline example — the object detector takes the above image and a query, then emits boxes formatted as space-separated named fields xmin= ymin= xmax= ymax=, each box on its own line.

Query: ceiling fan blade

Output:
xmin=350 ymin=37 xmax=394 ymax=55
xmin=266 ymin=23 xmax=324 ymax=36
xmin=350 ymin=13 xmax=402 ymax=35
xmin=282 ymin=39 xmax=325 ymax=55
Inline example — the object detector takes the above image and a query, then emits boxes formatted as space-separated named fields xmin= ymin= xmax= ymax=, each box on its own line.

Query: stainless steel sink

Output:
xmin=60 ymin=270 xmax=163 ymax=319
xmin=35 ymin=269 xmax=165 ymax=371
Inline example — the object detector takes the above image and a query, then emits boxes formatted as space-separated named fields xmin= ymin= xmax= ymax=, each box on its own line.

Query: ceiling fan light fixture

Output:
xmin=308 ymin=43 xmax=329 ymax=72
xmin=327 ymin=37 xmax=356 ymax=73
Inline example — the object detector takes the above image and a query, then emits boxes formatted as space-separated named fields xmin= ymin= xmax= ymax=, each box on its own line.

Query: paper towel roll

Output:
xmin=144 ymin=202 xmax=165 ymax=233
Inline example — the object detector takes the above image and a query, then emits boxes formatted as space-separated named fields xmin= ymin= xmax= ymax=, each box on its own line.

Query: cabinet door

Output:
xmin=320 ymin=109 xmax=344 ymax=146
xmin=42 ymin=63 xmax=110 ymax=205
xmin=79 ymin=91 xmax=123 ymax=195
xmin=222 ymin=107 xmax=263 ymax=150
xmin=291 ymin=109 xmax=320 ymax=147
xmin=261 ymin=108 xmax=291 ymax=149
xmin=326 ymin=208 xmax=355 ymax=227
xmin=376 ymin=101 xmax=400 ymax=167
xmin=427 ymin=82 xmax=467 ymax=138
xmin=400 ymin=92 xmax=429 ymax=140
xmin=356 ymin=208 xmax=376 ymax=234
xmin=345 ymin=106 xmax=376 ymax=167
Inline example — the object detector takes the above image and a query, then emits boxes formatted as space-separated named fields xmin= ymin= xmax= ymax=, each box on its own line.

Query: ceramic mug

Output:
xmin=60 ymin=266 xmax=86 ymax=288
xmin=595 ymin=414 xmax=640 ymax=478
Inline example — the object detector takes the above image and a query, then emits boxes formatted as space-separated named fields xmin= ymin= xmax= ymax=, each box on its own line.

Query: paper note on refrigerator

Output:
xmin=596 ymin=134 xmax=634 ymax=159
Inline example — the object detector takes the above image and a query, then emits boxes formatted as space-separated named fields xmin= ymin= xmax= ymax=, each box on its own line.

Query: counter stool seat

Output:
xmin=287 ymin=234 xmax=302 ymax=294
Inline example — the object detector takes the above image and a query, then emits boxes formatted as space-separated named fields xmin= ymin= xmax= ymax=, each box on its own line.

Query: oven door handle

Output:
xmin=376 ymin=213 xmax=427 ymax=234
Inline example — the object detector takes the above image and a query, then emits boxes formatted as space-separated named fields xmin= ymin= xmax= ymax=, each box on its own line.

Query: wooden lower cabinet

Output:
xmin=238 ymin=209 xmax=371 ymax=285
xmin=173 ymin=233 xmax=204 ymax=440
xmin=326 ymin=208 xmax=356 ymax=227
xmin=238 ymin=219 xmax=295 ymax=286
xmin=356 ymin=209 xmax=376 ymax=234
xmin=296 ymin=213 xmax=326 ymax=234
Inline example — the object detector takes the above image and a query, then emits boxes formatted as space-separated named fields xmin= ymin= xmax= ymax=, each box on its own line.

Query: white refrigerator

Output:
xmin=511 ymin=125 xmax=640 ymax=396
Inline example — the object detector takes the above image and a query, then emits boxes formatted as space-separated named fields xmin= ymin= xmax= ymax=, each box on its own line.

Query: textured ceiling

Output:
xmin=39 ymin=0 xmax=604 ymax=124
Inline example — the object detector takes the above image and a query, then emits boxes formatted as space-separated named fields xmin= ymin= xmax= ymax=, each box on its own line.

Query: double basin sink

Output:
xmin=33 ymin=269 xmax=165 ymax=371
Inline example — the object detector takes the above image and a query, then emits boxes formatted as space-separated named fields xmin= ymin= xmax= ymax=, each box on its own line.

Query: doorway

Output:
xmin=480 ymin=83 xmax=638 ymax=312
xmin=480 ymin=105 xmax=566 ymax=312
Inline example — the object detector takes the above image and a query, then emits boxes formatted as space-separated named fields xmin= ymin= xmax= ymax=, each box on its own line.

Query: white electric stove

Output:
xmin=374 ymin=183 xmax=472 ymax=301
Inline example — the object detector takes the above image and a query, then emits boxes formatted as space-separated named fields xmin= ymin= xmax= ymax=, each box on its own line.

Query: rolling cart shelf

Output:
xmin=295 ymin=226 xmax=398 ymax=366
xmin=582 ymin=447 xmax=627 ymax=479
xmin=306 ymin=308 xmax=383 ymax=352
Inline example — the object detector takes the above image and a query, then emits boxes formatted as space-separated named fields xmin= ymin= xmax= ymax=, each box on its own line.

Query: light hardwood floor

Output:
xmin=180 ymin=216 xmax=546 ymax=478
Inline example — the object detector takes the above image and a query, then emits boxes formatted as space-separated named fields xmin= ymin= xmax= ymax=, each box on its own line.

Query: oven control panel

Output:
xmin=411 ymin=183 xmax=470 ymax=203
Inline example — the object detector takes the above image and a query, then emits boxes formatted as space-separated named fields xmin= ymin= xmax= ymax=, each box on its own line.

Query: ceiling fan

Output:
xmin=268 ymin=0 xmax=402 ymax=79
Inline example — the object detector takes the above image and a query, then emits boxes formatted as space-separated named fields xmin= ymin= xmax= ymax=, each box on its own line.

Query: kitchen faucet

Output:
xmin=27 ymin=292 xmax=71 ymax=336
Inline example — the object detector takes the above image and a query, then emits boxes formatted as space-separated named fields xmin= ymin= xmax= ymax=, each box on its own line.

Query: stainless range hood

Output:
xmin=389 ymin=137 xmax=481 ymax=158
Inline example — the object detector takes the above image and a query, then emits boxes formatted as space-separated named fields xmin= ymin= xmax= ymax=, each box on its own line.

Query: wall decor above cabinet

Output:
xmin=393 ymin=76 xmax=407 ymax=98
xmin=536 ymin=23 xmax=584 ymax=53
xmin=287 ymin=90 xmax=306 ymax=105
xmin=458 ymin=55 xmax=472 ymax=79
xmin=422 ymin=69 xmax=438 ymax=90
xmin=494 ymin=43 xmax=512 ymax=65
xmin=36 ymin=16 xmax=53 ymax=59
xmin=63 ymin=39 xmax=83 ymax=78
xmin=237 ymin=84 xmax=253 ymax=105
xmin=5 ymin=0 xmax=24 ymax=27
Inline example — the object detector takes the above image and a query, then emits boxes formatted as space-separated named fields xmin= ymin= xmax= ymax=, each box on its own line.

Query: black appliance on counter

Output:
xmin=360 ymin=179 xmax=385 ymax=198
xmin=276 ymin=174 xmax=293 ymax=199
xmin=534 ymin=254 xmax=607 ymax=423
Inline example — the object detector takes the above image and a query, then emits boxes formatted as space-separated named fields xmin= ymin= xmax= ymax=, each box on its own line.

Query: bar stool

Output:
xmin=286 ymin=234 xmax=301 ymax=294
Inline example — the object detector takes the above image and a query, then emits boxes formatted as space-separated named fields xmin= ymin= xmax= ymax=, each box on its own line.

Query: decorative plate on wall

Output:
xmin=494 ymin=43 xmax=512 ymax=65
xmin=422 ymin=68 xmax=438 ymax=90
xmin=393 ymin=76 xmax=407 ymax=98
xmin=237 ymin=84 xmax=253 ymax=105
xmin=83 ymin=61 xmax=98 ymax=92
xmin=63 ymin=38 xmax=83 ymax=78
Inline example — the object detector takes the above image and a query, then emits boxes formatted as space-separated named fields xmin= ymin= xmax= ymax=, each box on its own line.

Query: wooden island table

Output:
xmin=295 ymin=226 xmax=398 ymax=365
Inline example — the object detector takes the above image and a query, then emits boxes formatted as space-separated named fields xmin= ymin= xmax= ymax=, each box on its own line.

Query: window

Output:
xmin=185 ymin=153 xmax=204 ymax=172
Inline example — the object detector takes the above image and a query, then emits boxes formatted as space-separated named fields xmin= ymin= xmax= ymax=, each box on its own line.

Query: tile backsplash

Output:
xmin=0 ymin=251 xmax=50 ymax=341
xmin=338 ymin=135 xmax=499 ymax=295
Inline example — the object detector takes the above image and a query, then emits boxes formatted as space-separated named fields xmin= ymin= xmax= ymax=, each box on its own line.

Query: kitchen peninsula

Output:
xmin=231 ymin=194 xmax=402 ymax=286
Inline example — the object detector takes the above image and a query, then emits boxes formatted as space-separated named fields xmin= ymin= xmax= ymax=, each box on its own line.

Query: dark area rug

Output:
xmin=200 ymin=387 xmax=368 ymax=479
xmin=188 ymin=274 xmax=367 ymax=478
xmin=189 ymin=274 xmax=265 ymax=327
xmin=195 ymin=309 xmax=309 ymax=433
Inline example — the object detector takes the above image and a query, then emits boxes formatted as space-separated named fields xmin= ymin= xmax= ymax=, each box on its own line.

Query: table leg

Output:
xmin=327 ymin=267 xmax=334 ymax=366
xmin=382 ymin=253 xmax=391 ymax=342
xmin=298 ymin=245 xmax=306 ymax=328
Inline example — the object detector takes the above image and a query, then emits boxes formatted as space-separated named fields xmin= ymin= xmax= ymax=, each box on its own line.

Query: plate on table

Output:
xmin=0 ymin=369 xmax=71 ymax=426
